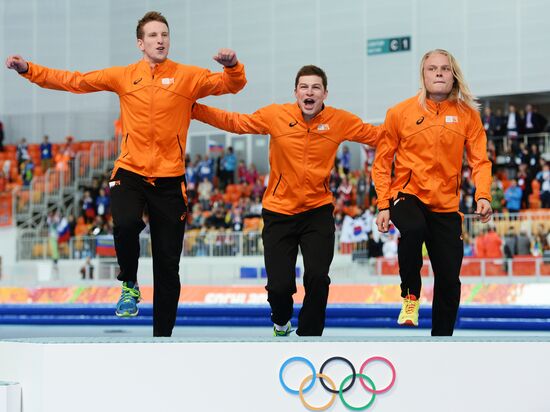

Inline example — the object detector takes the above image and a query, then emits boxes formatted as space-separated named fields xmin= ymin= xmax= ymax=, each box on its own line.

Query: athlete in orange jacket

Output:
xmin=6 ymin=11 xmax=247 ymax=336
xmin=192 ymin=65 xmax=380 ymax=336
xmin=372 ymin=49 xmax=492 ymax=336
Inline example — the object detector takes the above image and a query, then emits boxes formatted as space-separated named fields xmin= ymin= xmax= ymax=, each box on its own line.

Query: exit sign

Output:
xmin=367 ymin=36 xmax=411 ymax=55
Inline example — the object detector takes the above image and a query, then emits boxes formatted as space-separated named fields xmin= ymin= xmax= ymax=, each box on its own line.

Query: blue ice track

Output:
xmin=0 ymin=304 xmax=549 ymax=330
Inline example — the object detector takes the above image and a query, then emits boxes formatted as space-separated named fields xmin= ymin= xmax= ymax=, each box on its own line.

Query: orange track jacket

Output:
xmin=372 ymin=96 xmax=492 ymax=212
xmin=192 ymin=102 xmax=380 ymax=215
xmin=21 ymin=59 xmax=246 ymax=177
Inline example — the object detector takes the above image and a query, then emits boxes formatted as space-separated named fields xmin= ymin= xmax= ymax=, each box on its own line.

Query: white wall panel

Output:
xmin=2 ymin=0 xmax=550 ymax=143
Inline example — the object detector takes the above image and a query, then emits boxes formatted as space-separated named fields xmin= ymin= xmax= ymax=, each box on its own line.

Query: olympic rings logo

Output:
xmin=279 ymin=356 xmax=396 ymax=411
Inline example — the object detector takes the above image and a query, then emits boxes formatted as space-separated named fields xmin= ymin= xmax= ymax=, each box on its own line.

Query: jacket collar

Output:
xmin=138 ymin=58 xmax=174 ymax=76
xmin=426 ymin=98 xmax=453 ymax=114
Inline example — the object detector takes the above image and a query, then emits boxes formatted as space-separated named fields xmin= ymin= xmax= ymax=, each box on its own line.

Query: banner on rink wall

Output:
xmin=0 ymin=283 xmax=547 ymax=305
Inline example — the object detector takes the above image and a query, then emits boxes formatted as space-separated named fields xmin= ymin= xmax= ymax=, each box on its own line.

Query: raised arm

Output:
xmin=6 ymin=54 xmax=118 ymax=93
xmin=192 ymin=103 xmax=270 ymax=135
xmin=194 ymin=48 xmax=247 ymax=98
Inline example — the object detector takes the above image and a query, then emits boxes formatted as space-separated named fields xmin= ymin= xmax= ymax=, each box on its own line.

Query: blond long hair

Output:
xmin=418 ymin=49 xmax=480 ymax=111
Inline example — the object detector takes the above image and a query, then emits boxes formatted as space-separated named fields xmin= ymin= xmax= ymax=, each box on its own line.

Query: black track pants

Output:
xmin=390 ymin=193 xmax=463 ymax=336
xmin=110 ymin=168 xmax=187 ymax=337
xmin=262 ymin=204 xmax=335 ymax=336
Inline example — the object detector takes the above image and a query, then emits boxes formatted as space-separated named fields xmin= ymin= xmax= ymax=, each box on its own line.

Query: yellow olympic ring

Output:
xmin=298 ymin=373 xmax=337 ymax=411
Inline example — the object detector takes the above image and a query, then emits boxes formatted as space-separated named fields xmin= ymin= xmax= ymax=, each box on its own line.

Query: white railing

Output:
xmin=16 ymin=231 xmax=550 ymax=277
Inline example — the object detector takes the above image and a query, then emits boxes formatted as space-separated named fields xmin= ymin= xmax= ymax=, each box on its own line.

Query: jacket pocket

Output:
xmin=272 ymin=174 xmax=283 ymax=196
xmin=121 ymin=133 xmax=130 ymax=158
xmin=176 ymin=135 xmax=183 ymax=160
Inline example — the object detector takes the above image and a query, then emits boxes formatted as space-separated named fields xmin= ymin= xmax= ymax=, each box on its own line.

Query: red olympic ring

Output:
xmin=359 ymin=356 xmax=396 ymax=394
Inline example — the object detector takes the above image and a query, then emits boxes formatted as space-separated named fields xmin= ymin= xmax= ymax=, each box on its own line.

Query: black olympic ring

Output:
xmin=319 ymin=356 xmax=356 ymax=393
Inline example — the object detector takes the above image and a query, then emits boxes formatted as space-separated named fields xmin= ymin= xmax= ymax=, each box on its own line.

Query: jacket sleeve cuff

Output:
xmin=19 ymin=62 xmax=32 ymax=78
xmin=378 ymin=200 xmax=390 ymax=210
xmin=475 ymin=195 xmax=492 ymax=203
xmin=224 ymin=61 xmax=244 ymax=72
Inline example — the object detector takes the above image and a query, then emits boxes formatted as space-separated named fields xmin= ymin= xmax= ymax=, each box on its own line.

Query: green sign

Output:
xmin=367 ymin=36 xmax=411 ymax=55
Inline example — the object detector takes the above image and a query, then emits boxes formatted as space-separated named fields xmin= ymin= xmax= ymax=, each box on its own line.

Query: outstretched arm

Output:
xmin=342 ymin=111 xmax=382 ymax=147
xmin=194 ymin=48 xmax=247 ymax=98
xmin=6 ymin=54 xmax=118 ymax=93
xmin=192 ymin=103 xmax=270 ymax=135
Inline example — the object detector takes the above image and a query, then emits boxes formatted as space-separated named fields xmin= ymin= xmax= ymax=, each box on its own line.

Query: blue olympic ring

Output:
xmin=279 ymin=356 xmax=316 ymax=394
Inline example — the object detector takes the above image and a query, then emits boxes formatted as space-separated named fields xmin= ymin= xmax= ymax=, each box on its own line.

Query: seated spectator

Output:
xmin=248 ymin=195 xmax=262 ymax=217
xmin=229 ymin=204 xmax=243 ymax=232
xmin=205 ymin=205 xmax=228 ymax=229
xmin=189 ymin=203 xmax=205 ymax=229
xmin=198 ymin=176 xmax=213 ymax=211
xmin=89 ymin=215 xmax=107 ymax=236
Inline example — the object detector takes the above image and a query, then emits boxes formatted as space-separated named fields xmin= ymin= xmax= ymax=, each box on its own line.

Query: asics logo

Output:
xmin=416 ymin=116 xmax=424 ymax=125
xmin=289 ymin=121 xmax=298 ymax=127
xmin=133 ymin=78 xmax=143 ymax=85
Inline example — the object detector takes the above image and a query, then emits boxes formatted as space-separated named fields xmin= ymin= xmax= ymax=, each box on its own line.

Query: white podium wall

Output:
xmin=0 ymin=337 xmax=548 ymax=412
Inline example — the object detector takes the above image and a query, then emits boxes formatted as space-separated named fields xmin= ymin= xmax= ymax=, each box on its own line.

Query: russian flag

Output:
xmin=208 ymin=139 xmax=224 ymax=153
xmin=57 ymin=218 xmax=70 ymax=243
xmin=96 ymin=235 xmax=117 ymax=257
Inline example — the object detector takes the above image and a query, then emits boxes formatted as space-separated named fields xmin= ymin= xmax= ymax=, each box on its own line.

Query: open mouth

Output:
xmin=303 ymin=98 xmax=315 ymax=109
xmin=156 ymin=47 xmax=165 ymax=52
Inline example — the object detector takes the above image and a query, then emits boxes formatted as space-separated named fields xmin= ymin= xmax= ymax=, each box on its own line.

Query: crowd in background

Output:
xmin=1 ymin=101 xmax=549 ymax=260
